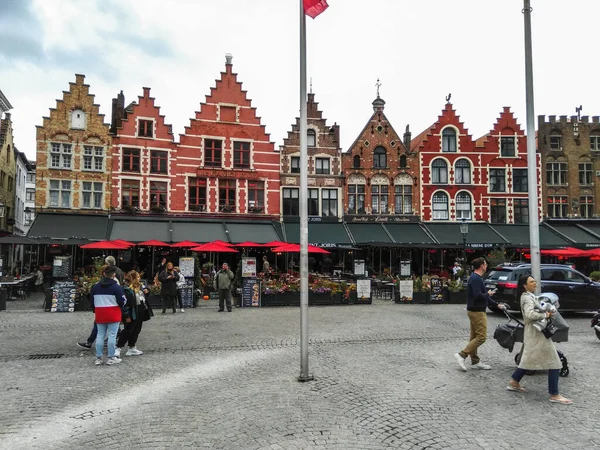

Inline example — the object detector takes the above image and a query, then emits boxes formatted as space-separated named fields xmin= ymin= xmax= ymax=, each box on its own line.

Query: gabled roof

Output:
xmin=410 ymin=124 xmax=435 ymax=152
xmin=0 ymin=89 xmax=13 ymax=111
xmin=345 ymin=108 xmax=408 ymax=154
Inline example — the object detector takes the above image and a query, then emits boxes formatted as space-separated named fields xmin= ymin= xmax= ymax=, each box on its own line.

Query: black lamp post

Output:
xmin=460 ymin=218 xmax=469 ymax=281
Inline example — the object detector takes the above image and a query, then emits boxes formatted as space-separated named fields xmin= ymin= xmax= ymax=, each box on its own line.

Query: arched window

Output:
xmin=432 ymin=192 xmax=449 ymax=220
xmin=373 ymin=146 xmax=387 ymax=168
xmin=307 ymin=129 xmax=316 ymax=147
xmin=454 ymin=159 xmax=471 ymax=184
xmin=442 ymin=128 xmax=457 ymax=152
xmin=399 ymin=155 xmax=407 ymax=168
xmin=71 ymin=109 xmax=86 ymax=129
xmin=456 ymin=192 xmax=472 ymax=220
xmin=353 ymin=155 xmax=361 ymax=168
xmin=431 ymin=159 xmax=448 ymax=184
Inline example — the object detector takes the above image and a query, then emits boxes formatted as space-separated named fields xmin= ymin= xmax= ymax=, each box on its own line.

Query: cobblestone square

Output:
xmin=0 ymin=295 xmax=598 ymax=449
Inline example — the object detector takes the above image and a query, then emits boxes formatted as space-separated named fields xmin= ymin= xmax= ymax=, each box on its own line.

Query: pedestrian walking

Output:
xmin=454 ymin=257 xmax=505 ymax=371
xmin=116 ymin=270 xmax=147 ymax=357
xmin=104 ymin=256 xmax=124 ymax=285
xmin=158 ymin=262 xmax=180 ymax=314
xmin=34 ymin=266 xmax=44 ymax=292
xmin=506 ymin=275 xmax=572 ymax=404
xmin=174 ymin=266 xmax=186 ymax=313
xmin=90 ymin=266 xmax=127 ymax=365
xmin=214 ymin=262 xmax=234 ymax=312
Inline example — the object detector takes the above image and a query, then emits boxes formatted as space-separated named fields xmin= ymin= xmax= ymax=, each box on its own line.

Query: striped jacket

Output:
xmin=91 ymin=278 xmax=127 ymax=324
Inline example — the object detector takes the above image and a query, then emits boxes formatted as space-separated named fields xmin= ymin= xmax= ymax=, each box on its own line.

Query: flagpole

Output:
xmin=523 ymin=0 xmax=541 ymax=291
xmin=298 ymin=0 xmax=313 ymax=382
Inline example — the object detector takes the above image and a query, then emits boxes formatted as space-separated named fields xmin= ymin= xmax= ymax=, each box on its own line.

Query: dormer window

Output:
xmin=500 ymin=136 xmax=516 ymax=157
xmin=71 ymin=109 xmax=86 ymax=130
xmin=138 ymin=119 xmax=154 ymax=138
xmin=442 ymin=128 xmax=457 ymax=152
xmin=307 ymin=129 xmax=316 ymax=147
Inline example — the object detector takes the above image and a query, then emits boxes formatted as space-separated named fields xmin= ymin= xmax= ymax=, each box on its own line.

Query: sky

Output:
xmin=2 ymin=0 xmax=600 ymax=161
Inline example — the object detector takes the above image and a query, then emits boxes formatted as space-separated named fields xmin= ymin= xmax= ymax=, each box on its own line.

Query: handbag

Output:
xmin=141 ymin=301 xmax=154 ymax=321
xmin=541 ymin=319 xmax=557 ymax=339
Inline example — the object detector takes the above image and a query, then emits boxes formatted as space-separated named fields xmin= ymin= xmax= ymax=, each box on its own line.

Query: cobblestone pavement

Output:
xmin=1 ymin=294 xmax=599 ymax=449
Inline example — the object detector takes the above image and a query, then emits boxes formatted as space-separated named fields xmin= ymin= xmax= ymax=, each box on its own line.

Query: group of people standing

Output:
xmin=455 ymin=257 xmax=572 ymax=405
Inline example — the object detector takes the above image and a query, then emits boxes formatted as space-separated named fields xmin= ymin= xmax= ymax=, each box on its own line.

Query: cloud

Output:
xmin=0 ymin=0 xmax=45 ymax=61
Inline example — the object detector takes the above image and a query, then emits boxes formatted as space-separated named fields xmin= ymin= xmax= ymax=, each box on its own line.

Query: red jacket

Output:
xmin=91 ymin=278 xmax=127 ymax=324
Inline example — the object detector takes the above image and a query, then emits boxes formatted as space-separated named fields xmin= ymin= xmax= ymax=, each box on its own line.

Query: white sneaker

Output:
xmin=125 ymin=347 xmax=143 ymax=356
xmin=106 ymin=357 xmax=122 ymax=365
xmin=114 ymin=348 xmax=121 ymax=358
xmin=180 ymin=308 xmax=185 ymax=313
xmin=472 ymin=362 xmax=491 ymax=370
xmin=94 ymin=358 xmax=103 ymax=366
xmin=454 ymin=353 xmax=467 ymax=372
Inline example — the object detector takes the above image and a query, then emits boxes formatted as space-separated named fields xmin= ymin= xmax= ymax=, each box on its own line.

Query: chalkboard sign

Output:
xmin=178 ymin=257 xmax=194 ymax=278
xmin=241 ymin=277 xmax=260 ymax=307
xmin=180 ymin=278 xmax=194 ymax=308
xmin=430 ymin=277 xmax=443 ymax=302
xmin=51 ymin=279 xmax=77 ymax=312
xmin=52 ymin=256 xmax=71 ymax=278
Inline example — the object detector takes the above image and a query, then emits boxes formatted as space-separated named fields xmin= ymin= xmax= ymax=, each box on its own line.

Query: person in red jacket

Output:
xmin=91 ymin=266 xmax=127 ymax=366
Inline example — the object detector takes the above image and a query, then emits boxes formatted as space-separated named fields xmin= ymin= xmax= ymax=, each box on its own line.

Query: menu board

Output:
xmin=399 ymin=280 xmax=414 ymax=302
xmin=241 ymin=277 xmax=260 ymax=307
xmin=51 ymin=279 xmax=77 ymax=312
xmin=430 ymin=277 xmax=443 ymax=302
xmin=180 ymin=278 xmax=194 ymax=308
xmin=242 ymin=257 xmax=257 ymax=278
xmin=400 ymin=261 xmax=411 ymax=277
xmin=354 ymin=260 xmax=365 ymax=276
xmin=52 ymin=256 xmax=71 ymax=278
xmin=178 ymin=257 xmax=195 ymax=278
xmin=356 ymin=279 xmax=371 ymax=300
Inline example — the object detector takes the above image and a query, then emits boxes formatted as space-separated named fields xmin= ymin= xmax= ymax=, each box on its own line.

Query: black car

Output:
xmin=484 ymin=263 xmax=600 ymax=312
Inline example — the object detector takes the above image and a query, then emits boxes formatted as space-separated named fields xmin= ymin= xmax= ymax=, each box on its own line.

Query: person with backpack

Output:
xmin=213 ymin=262 xmax=234 ymax=312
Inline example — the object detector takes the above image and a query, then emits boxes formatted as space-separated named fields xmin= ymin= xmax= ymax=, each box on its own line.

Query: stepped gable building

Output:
xmin=34 ymin=74 xmax=112 ymax=214
xmin=0 ymin=94 xmax=16 ymax=237
xmin=279 ymin=91 xmax=342 ymax=221
xmin=110 ymin=87 xmax=177 ymax=214
xmin=538 ymin=113 xmax=600 ymax=219
xmin=178 ymin=54 xmax=280 ymax=218
xmin=341 ymin=90 xmax=418 ymax=221
xmin=476 ymin=107 xmax=541 ymax=224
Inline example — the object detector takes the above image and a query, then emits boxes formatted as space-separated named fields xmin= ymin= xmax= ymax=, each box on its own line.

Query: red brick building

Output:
xmin=110 ymin=87 xmax=177 ymax=214
xmin=413 ymin=103 xmax=541 ymax=224
xmin=178 ymin=54 xmax=280 ymax=218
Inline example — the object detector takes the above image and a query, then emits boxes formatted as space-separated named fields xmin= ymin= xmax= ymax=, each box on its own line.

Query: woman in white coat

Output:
xmin=506 ymin=275 xmax=572 ymax=404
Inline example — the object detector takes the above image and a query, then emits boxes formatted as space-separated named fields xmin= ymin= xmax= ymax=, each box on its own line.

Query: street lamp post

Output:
xmin=460 ymin=218 xmax=469 ymax=282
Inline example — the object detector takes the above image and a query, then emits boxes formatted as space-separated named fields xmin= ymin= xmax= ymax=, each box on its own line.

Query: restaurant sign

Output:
xmin=196 ymin=168 xmax=261 ymax=180
xmin=343 ymin=214 xmax=420 ymax=223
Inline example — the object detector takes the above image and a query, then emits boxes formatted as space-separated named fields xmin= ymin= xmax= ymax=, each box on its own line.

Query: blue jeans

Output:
xmin=96 ymin=322 xmax=120 ymax=359
xmin=511 ymin=367 xmax=560 ymax=395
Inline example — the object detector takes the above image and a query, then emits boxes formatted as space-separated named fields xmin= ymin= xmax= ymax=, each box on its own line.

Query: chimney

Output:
xmin=403 ymin=124 xmax=412 ymax=150
xmin=110 ymin=90 xmax=125 ymax=134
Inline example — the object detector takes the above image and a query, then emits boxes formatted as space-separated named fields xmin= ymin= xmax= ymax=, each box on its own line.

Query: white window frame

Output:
xmin=49 ymin=142 xmax=73 ymax=170
xmin=455 ymin=192 xmax=472 ymax=220
xmin=500 ymin=136 xmax=516 ymax=157
xmin=82 ymin=181 xmax=103 ymax=209
xmin=315 ymin=157 xmax=330 ymax=175
xmin=48 ymin=180 xmax=71 ymax=208
xmin=454 ymin=159 xmax=471 ymax=184
xmin=432 ymin=191 xmax=449 ymax=220
xmin=82 ymin=145 xmax=105 ymax=172
xmin=70 ymin=109 xmax=86 ymax=130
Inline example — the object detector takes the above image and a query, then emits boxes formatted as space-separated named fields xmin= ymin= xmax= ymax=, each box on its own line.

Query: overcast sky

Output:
xmin=2 ymin=0 xmax=599 ymax=160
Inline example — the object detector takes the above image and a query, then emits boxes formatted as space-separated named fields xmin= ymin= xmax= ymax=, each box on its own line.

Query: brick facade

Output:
xmin=279 ymin=92 xmax=342 ymax=220
xmin=538 ymin=114 xmax=600 ymax=219
xmin=341 ymin=95 xmax=419 ymax=218
xmin=0 ymin=112 xmax=16 ymax=234
xmin=110 ymin=88 xmax=177 ymax=214
xmin=35 ymin=74 xmax=112 ymax=214
xmin=178 ymin=56 xmax=280 ymax=218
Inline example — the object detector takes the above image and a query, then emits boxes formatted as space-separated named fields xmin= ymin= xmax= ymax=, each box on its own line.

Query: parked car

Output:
xmin=484 ymin=263 xmax=600 ymax=312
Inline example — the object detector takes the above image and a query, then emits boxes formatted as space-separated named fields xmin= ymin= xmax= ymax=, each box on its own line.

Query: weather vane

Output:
xmin=446 ymin=93 xmax=452 ymax=103
xmin=375 ymin=78 xmax=382 ymax=98
xmin=576 ymin=105 xmax=583 ymax=121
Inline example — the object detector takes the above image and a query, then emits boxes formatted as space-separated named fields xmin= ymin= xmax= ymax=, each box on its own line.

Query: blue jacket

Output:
xmin=91 ymin=277 xmax=127 ymax=323
xmin=466 ymin=272 xmax=498 ymax=312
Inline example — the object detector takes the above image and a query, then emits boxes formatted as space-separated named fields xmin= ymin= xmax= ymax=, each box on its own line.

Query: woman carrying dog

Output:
xmin=506 ymin=275 xmax=572 ymax=404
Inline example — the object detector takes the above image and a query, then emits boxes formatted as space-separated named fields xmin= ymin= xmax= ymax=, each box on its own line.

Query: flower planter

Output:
xmin=412 ymin=291 xmax=430 ymax=304
xmin=75 ymin=294 xmax=91 ymax=311
xmin=449 ymin=291 xmax=467 ymax=304
xmin=352 ymin=292 xmax=372 ymax=305
xmin=262 ymin=294 xmax=286 ymax=307
xmin=148 ymin=294 xmax=162 ymax=308
xmin=309 ymin=293 xmax=334 ymax=306
xmin=279 ymin=292 xmax=300 ymax=306
xmin=331 ymin=292 xmax=343 ymax=305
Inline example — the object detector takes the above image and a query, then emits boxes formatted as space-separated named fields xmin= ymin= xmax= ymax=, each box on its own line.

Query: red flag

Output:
xmin=303 ymin=0 xmax=328 ymax=19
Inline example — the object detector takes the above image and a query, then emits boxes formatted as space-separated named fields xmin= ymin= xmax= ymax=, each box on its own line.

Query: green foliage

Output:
xmin=486 ymin=248 xmax=507 ymax=268
xmin=447 ymin=280 xmax=465 ymax=292
xmin=413 ymin=277 xmax=424 ymax=292
xmin=590 ymin=271 xmax=600 ymax=281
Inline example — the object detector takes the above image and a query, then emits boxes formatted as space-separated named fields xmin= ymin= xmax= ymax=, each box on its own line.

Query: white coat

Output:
xmin=517 ymin=291 xmax=562 ymax=370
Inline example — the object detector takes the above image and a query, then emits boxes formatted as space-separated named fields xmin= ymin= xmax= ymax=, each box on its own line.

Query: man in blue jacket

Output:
xmin=454 ymin=258 xmax=505 ymax=371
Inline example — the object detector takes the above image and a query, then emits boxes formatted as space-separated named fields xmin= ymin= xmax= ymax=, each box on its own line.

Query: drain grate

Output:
xmin=28 ymin=354 xmax=64 ymax=360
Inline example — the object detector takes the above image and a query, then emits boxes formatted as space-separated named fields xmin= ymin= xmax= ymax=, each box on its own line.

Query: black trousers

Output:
xmin=117 ymin=306 xmax=143 ymax=348
xmin=218 ymin=289 xmax=232 ymax=311
xmin=162 ymin=294 xmax=177 ymax=312
xmin=177 ymin=289 xmax=183 ymax=309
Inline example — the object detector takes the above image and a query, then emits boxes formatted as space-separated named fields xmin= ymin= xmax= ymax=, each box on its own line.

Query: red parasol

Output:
xmin=190 ymin=242 xmax=239 ymax=252
xmin=211 ymin=239 xmax=234 ymax=247
xmin=112 ymin=239 xmax=135 ymax=247
xmin=170 ymin=240 xmax=200 ymax=248
xmin=235 ymin=241 xmax=263 ymax=247
xmin=271 ymin=243 xmax=330 ymax=254
xmin=139 ymin=239 xmax=170 ymax=247
xmin=80 ymin=240 xmax=131 ymax=250
xmin=263 ymin=240 xmax=288 ymax=247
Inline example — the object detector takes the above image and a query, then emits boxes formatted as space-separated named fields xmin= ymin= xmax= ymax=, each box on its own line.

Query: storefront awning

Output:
xmin=225 ymin=222 xmax=281 ymax=244
xmin=547 ymin=223 xmax=600 ymax=248
xmin=382 ymin=224 xmax=436 ymax=246
xmin=284 ymin=222 xmax=354 ymax=247
xmin=110 ymin=219 xmax=170 ymax=243
xmin=27 ymin=213 xmax=108 ymax=240
xmin=346 ymin=223 xmax=392 ymax=244
xmin=423 ymin=223 xmax=508 ymax=248
xmin=489 ymin=225 xmax=530 ymax=247
xmin=171 ymin=221 xmax=227 ymax=243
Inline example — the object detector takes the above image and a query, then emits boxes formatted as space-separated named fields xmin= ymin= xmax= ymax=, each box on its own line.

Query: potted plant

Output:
xmin=447 ymin=279 xmax=467 ymax=304
xmin=146 ymin=281 xmax=162 ymax=308
xmin=590 ymin=271 xmax=600 ymax=282
xmin=412 ymin=277 xmax=430 ymax=304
